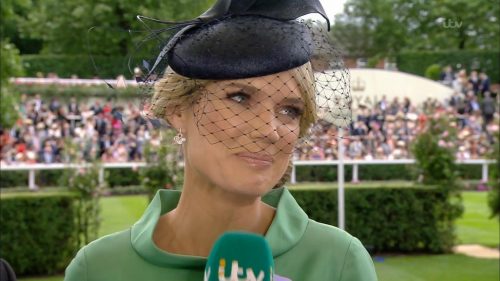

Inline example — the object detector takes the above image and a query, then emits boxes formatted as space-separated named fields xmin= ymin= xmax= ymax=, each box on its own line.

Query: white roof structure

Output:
xmin=347 ymin=68 xmax=454 ymax=109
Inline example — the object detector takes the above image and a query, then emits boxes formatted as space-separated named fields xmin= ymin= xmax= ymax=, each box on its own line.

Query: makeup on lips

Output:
xmin=235 ymin=152 xmax=274 ymax=168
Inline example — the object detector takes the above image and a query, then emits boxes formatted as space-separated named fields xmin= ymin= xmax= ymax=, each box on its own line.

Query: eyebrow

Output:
xmin=225 ymin=82 xmax=258 ymax=94
xmin=281 ymin=97 xmax=305 ymax=106
xmin=225 ymin=82 xmax=305 ymax=106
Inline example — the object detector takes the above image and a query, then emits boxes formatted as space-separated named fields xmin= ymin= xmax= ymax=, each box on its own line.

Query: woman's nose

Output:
xmin=248 ymin=107 xmax=280 ymax=142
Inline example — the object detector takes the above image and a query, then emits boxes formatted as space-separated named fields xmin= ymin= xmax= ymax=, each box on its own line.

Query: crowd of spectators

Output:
xmin=294 ymin=95 xmax=497 ymax=161
xmin=294 ymin=67 xmax=497 ymax=161
xmin=0 ymin=69 xmax=498 ymax=165
xmin=294 ymin=66 xmax=499 ymax=160
xmin=0 ymin=94 xmax=162 ymax=165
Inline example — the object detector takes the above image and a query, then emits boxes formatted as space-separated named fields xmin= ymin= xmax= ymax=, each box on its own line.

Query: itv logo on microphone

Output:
xmin=204 ymin=258 xmax=271 ymax=281
xmin=204 ymin=258 xmax=292 ymax=281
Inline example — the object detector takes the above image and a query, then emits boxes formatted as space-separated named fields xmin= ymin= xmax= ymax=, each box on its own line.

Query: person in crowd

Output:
xmin=90 ymin=100 xmax=102 ymax=115
xmin=448 ymin=91 xmax=462 ymax=108
xmin=479 ymin=71 xmax=491 ymax=95
xmin=64 ymin=0 xmax=377 ymax=280
xmin=67 ymin=97 xmax=80 ymax=115
xmin=389 ymin=97 xmax=400 ymax=116
xmin=468 ymin=70 xmax=481 ymax=95
xmin=378 ymin=94 xmax=388 ymax=114
xmin=49 ymin=98 xmax=61 ymax=113
xmin=481 ymin=92 xmax=496 ymax=126
xmin=453 ymin=69 xmax=468 ymax=95
xmin=440 ymin=65 xmax=455 ymax=86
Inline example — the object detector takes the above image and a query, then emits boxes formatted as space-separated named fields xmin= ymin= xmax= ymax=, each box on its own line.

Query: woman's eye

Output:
xmin=279 ymin=106 xmax=303 ymax=119
xmin=227 ymin=92 xmax=249 ymax=104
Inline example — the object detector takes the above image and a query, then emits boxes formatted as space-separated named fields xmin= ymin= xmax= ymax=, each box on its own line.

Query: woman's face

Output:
xmin=179 ymin=69 xmax=305 ymax=196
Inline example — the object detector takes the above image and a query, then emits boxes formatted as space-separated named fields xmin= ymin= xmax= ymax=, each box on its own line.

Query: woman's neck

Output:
xmin=152 ymin=181 xmax=276 ymax=257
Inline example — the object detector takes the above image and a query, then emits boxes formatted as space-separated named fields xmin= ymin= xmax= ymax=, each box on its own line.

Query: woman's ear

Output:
xmin=165 ymin=106 xmax=186 ymax=133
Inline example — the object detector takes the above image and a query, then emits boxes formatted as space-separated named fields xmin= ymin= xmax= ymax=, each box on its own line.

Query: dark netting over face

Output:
xmin=190 ymin=65 xmax=314 ymax=156
xmin=136 ymin=16 xmax=351 ymax=157
xmin=83 ymin=0 xmax=350 ymax=157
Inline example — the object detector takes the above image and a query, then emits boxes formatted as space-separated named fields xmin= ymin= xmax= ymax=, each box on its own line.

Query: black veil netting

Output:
xmin=88 ymin=0 xmax=351 ymax=156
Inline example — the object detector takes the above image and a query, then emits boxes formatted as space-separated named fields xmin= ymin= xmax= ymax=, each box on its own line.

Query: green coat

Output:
xmin=65 ymin=188 xmax=378 ymax=281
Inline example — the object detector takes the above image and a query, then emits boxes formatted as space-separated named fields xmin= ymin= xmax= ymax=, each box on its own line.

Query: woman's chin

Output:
xmin=221 ymin=179 xmax=274 ymax=198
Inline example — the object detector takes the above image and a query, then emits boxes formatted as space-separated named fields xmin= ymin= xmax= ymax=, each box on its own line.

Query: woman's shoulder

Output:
xmin=304 ymin=219 xmax=355 ymax=246
xmin=276 ymin=220 xmax=377 ymax=281
xmin=65 ymin=229 xmax=134 ymax=280
xmin=301 ymin=219 xmax=373 ymax=260
xmin=305 ymin=220 xmax=378 ymax=280
xmin=82 ymin=228 xmax=133 ymax=256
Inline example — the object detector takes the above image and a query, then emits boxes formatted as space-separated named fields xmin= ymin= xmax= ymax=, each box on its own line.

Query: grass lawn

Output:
xmin=375 ymin=254 xmax=499 ymax=281
xmin=98 ymin=195 xmax=149 ymax=237
xmin=19 ymin=255 xmax=500 ymax=281
xmin=456 ymin=191 xmax=499 ymax=247
xmin=17 ymin=185 xmax=499 ymax=281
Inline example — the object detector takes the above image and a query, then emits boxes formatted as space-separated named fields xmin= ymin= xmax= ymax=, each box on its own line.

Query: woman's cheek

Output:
xmin=276 ymin=125 xmax=300 ymax=153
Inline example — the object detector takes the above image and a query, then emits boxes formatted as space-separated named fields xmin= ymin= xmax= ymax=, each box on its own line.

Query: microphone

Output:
xmin=204 ymin=232 xmax=283 ymax=281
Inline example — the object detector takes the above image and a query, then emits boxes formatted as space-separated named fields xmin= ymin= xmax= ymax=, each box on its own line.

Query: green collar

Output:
xmin=130 ymin=187 xmax=308 ymax=268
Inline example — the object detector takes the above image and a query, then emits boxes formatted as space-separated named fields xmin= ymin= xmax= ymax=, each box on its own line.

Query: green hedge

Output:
xmin=21 ymin=55 xmax=128 ymax=79
xmin=296 ymin=164 xmax=493 ymax=182
xmin=0 ymin=170 xmax=65 ymax=188
xmin=106 ymin=168 xmax=142 ymax=188
xmin=0 ymin=193 xmax=78 ymax=275
xmin=296 ymin=164 xmax=415 ymax=181
xmin=0 ymin=168 xmax=141 ymax=188
xmin=290 ymin=187 xmax=460 ymax=253
xmin=396 ymin=50 xmax=499 ymax=83
xmin=21 ymin=51 xmax=500 ymax=83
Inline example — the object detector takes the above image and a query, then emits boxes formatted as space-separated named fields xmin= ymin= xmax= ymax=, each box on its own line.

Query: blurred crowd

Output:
xmin=295 ymin=95 xmax=497 ymax=161
xmin=1 ymin=69 xmax=498 ymax=165
xmin=0 ymin=94 xmax=160 ymax=165
xmin=294 ymin=67 xmax=497 ymax=161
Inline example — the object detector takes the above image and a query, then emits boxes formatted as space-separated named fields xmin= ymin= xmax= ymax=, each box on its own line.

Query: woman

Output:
xmin=65 ymin=0 xmax=377 ymax=280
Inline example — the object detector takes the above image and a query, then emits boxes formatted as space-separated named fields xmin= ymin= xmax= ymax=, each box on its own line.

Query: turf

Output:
xmin=19 ymin=255 xmax=500 ymax=281
xmin=456 ymin=191 xmax=499 ymax=247
xmin=374 ymin=254 xmax=499 ymax=281
xmin=98 ymin=195 xmax=149 ymax=237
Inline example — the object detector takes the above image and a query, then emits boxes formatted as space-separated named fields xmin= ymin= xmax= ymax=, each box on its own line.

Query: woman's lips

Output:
xmin=235 ymin=152 xmax=273 ymax=168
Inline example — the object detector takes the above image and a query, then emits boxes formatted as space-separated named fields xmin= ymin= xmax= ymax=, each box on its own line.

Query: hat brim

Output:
xmin=167 ymin=16 xmax=313 ymax=79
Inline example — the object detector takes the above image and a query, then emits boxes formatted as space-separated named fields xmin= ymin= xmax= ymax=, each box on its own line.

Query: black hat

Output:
xmin=134 ymin=0 xmax=351 ymax=156
xmin=144 ymin=0 xmax=332 ymax=80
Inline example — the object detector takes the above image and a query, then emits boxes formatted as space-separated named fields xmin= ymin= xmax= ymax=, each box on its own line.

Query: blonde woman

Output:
xmin=65 ymin=0 xmax=377 ymax=280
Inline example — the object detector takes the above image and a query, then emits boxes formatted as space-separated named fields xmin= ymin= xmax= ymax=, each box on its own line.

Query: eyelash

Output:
xmin=227 ymin=92 xmax=249 ymax=104
xmin=279 ymin=106 xmax=303 ymax=119
xmin=226 ymin=92 xmax=303 ymax=119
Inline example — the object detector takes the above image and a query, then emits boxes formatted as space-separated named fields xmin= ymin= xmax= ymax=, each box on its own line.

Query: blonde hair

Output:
xmin=149 ymin=62 xmax=317 ymax=137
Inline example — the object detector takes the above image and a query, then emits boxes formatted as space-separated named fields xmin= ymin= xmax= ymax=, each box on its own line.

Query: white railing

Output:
xmin=290 ymin=159 xmax=496 ymax=184
xmin=0 ymin=162 xmax=146 ymax=190
xmin=0 ymin=159 xmax=495 ymax=190
xmin=10 ymin=77 xmax=138 ymax=87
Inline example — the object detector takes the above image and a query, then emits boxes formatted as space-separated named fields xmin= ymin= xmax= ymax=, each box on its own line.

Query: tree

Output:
xmin=394 ymin=0 xmax=499 ymax=51
xmin=0 ymin=39 xmax=24 ymax=129
xmin=140 ymin=130 xmax=183 ymax=201
xmin=487 ymin=133 xmax=499 ymax=218
xmin=17 ymin=0 xmax=214 ymax=56
xmin=331 ymin=0 xmax=500 ymax=58
xmin=1 ymin=0 xmax=42 ymax=54
xmin=331 ymin=0 xmax=411 ymax=58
